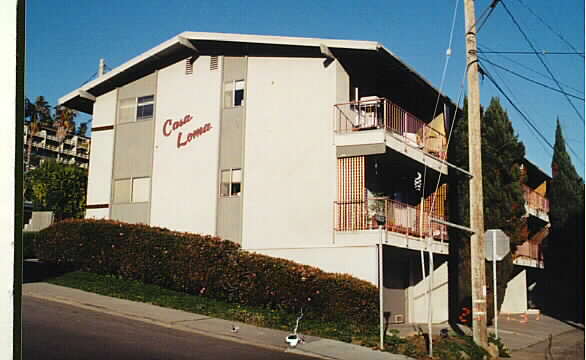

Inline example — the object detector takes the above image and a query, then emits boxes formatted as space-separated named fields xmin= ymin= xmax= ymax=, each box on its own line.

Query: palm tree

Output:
xmin=25 ymin=96 xmax=51 ymax=171
xmin=54 ymin=105 xmax=77 ymax=142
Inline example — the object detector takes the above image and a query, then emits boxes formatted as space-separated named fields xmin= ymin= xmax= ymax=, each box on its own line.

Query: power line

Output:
xmin=480 ymin=60 xmax=556 ymax=156
xmin=481 ymin=65 xmax=584 ymax=163
xmin=478 ymin=50 xmax=584 ymax=55
xmin=514 ymin=0 xmax=585 ymax=59
xmin=478 ymin=44 xmax=584 ymax=95
xmin=80 ymin=72 xmax=98 ymax=86
xmin=467 ymin=0 xmax=501 ymax=35
xmin=501 ymin=0 xmax=585 ymax=124
xmin=478 ymin=56 xmax=584 ymax=101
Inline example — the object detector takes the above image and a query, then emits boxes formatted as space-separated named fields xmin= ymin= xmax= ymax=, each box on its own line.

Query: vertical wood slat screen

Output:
xmin=337 ymin=156 xmax=366 ymax=231
xmin=424 ymin=183 xmax=448 ymax=238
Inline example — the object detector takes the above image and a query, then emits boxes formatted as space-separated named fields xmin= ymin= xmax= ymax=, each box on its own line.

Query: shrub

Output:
xmin=23 ymin=231 xmax=38 ymax=259
xmin=35 ymin=219 xmax=378 ymax=326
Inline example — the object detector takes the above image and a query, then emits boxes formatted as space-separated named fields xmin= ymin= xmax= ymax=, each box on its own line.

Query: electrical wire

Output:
xmin=467 ymin=0 xmax=501 ymax=35
xmin=478 ymin=56 xmax=584 ymax=101
xmin=480 ymin=59 xmax=554 ymax=157
xmin=477 ymin=50 xmax=585 ymax=55
xmin=479 ymin=44 xmax=584 ymax=95
xmin=425 ymin=0 xmax=460 ymax=199
xmin=500 ymin=0 xmax=584 ymax=124
xmin=481 ymin=65 xmax=584 ymax=165
xmin=514 ymin=0 xmax=585 ymax=59
xmin=80 ymin=72 xmax=98 ymax=86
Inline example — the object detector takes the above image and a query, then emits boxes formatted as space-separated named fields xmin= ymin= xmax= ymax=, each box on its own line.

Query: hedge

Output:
xmin=23 ymin=231 xmax=38 ymax=259
xmin=35 ymin=219 xmax=378 ymax=326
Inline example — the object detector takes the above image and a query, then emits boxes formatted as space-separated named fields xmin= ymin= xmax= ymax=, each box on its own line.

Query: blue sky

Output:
xmin=26 ymin=0 xmax=584 ymax=177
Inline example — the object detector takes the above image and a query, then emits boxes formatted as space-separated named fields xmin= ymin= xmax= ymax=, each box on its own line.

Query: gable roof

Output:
xmin=59 ymin=32 xmax=456 ymax=117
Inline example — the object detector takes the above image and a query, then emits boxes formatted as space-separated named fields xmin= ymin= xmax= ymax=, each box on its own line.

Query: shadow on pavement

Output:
xmin=23 ymin=260 xmax=75 ymax=283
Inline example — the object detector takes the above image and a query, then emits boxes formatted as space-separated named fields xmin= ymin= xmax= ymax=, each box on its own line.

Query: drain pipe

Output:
xmin=378 ymin=226 xmax=384 ymax=350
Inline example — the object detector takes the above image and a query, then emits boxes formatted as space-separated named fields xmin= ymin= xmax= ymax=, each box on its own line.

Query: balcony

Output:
xmin=334 ymin=197 xmax=448 ymax=254
xmin=334 ymin=97 xmax=448 ymax=174
xmin=523 ymin=185 xmax=549 ymax=222
xmin=514 ymin=240 xmax=544 ymax=268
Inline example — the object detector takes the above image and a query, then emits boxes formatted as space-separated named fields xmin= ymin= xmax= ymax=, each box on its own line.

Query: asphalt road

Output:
xmin=23 ymin=296 xmax=313 ymax=360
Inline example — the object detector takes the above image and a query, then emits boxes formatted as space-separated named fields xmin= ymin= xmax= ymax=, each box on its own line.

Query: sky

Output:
xmin=25 ymin=0 xmax=585 ymax=178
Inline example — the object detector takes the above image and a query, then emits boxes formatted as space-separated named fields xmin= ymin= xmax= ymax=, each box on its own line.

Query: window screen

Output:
xmin=220 ymin=170 xmax=231 ymax=197
xmin=118 ymin=98 xmax=135 ymax=124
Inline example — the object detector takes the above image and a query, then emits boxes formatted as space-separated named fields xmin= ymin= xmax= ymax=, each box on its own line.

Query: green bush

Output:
xmin=35 ymin=219 xmax=378 ymax=326
xmin=23 ymin=231 xmax=38 ymax=259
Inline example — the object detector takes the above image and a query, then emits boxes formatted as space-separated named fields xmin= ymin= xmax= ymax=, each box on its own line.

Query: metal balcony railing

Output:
xmin=522 ymin=185 xmax=549 ymax=214
xmin=334 ymin=197 xmax=448 ymax=241
xmin=334 ymin=97 xmax=448 ymax=160
xmin=515 ymin=241 xmax=542 ymax=262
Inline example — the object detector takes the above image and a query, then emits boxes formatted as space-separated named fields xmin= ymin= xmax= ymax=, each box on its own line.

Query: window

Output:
xmin=137 ymin=96 xmax=154 ymax=120
xmin=223 ymin=80 xmax=245 ymax=108
xmin=220 ymin=169 xmax=242 ymax=197
xmin=113 ymin=179 xmax=131 ymax=203
xmin=132 ymin=177 xmax=151 ymax=202
xmin=118 ymin=95 xmax=155 ymax=123
xmin=113 ymin=177 xmax=151 ymax=203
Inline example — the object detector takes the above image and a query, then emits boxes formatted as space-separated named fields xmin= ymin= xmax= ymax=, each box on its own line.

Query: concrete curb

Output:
xmin=23 ymin=283 xmax=411 ymax=359
xmin=24 ymin=292 xmax=326 ymax=358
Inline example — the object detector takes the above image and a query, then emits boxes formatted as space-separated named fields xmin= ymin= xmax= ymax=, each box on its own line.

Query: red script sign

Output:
xmin=163 ymin=115 xmax=212 ymax=149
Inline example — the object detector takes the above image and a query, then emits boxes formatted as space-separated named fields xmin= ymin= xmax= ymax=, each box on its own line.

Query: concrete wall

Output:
xmin=85 ymin=89 xmax=117 ymax=218
xmin=216 ymin=56 xmax=247 ymax=244
xmin=242 ymin=57 xmax=349 ymax=249
xmin=253 ymin=245 xmax=378 ymax=284
xmin=110 ymin=73 xmax=157 ymax=224
xmin=501 ymin=269 xmax=528 ymax=314
xmin=408 ymin=258 xmax=449 ymax=323
xmin=150 ymin=56 xmax=222 ymax=234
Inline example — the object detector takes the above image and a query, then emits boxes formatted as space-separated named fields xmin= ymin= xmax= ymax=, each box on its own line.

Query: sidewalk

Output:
xmin=22 ymin=282 xmax=583 ymax=359
xmin=23 ymin=282 xmax=412 ymax=360
xmin=391 ymin=311 xmax=583 ymax=354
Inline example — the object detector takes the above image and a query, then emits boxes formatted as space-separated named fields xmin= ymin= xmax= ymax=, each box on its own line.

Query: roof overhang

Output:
xmin=59 ymin=32 xmax=457 ymax=115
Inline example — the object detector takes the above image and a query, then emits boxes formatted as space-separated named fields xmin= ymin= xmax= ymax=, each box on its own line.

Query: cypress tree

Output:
xmin=544 ymin=120 xmax=585 ymax=321
xmin=448 ymin=97 xmax=526 ymax=327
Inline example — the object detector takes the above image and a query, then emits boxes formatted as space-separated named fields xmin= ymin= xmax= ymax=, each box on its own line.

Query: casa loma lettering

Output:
xmin=163 ymin=115 xmax=212 ymax=149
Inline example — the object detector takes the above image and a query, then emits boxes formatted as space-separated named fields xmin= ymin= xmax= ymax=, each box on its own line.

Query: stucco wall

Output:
xmin=149 ymin=56 xmax=221 ymax=234
xmin=242 ymin=57 xmax=349 ymax=249
xmin=85 ymin=89 xmax=116 ymax=216
xmin=92 ymin=89 xmax=117 ymax=127
xmin=253 ymin=246 xmax=378 ymax=284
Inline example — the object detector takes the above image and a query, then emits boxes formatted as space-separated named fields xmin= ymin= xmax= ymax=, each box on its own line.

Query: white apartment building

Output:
xmin=60 ymin=32 xmax=466 ymax=324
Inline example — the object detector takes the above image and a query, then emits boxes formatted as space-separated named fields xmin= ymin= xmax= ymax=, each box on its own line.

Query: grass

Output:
xmin=47 ymin=271 xmax=378 ymax=342
xmin=47 ymin=271 xmax=507 ymax=359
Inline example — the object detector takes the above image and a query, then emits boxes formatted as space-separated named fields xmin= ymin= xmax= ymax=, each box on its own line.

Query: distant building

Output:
xmin=24 ymin=124 xmax=90 ymax=170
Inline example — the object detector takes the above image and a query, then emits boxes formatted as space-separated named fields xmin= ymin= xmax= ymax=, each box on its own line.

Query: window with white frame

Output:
xmin=118 ymin=95 xmax=155 ymax=123
xmin=220 ymin=169 xmax=242 ymax=197
xmin=113 ymin=177 xmax=151 ymax=203
xmin=223 ymin=80 xmax=245 ymax=108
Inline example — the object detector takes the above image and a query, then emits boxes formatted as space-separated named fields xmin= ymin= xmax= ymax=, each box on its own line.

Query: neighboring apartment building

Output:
xmin=24 ymin=124 xmax=91 ymax=170
xmin=501 ymin=159 xmax=550 ymax=313
xmin=58 ymin=32 xmax=467 ymax=324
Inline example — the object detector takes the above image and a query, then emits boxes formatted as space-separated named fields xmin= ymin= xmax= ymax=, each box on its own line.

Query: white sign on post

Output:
xmin=485 ymin=229 xmax=510 ymax=261
xmin=484 ymin=229 xmax=511 ymax=340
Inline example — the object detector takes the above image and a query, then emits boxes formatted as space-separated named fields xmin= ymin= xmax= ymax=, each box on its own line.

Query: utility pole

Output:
xmin=463 ymin=0 xmax=488 ymax=348
xmin=98 ymin=58 xmax=106 ymax=77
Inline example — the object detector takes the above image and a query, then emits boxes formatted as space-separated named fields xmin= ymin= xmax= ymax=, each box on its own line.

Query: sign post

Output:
xmin=484 ymin=229 xmax=510 ymax=339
